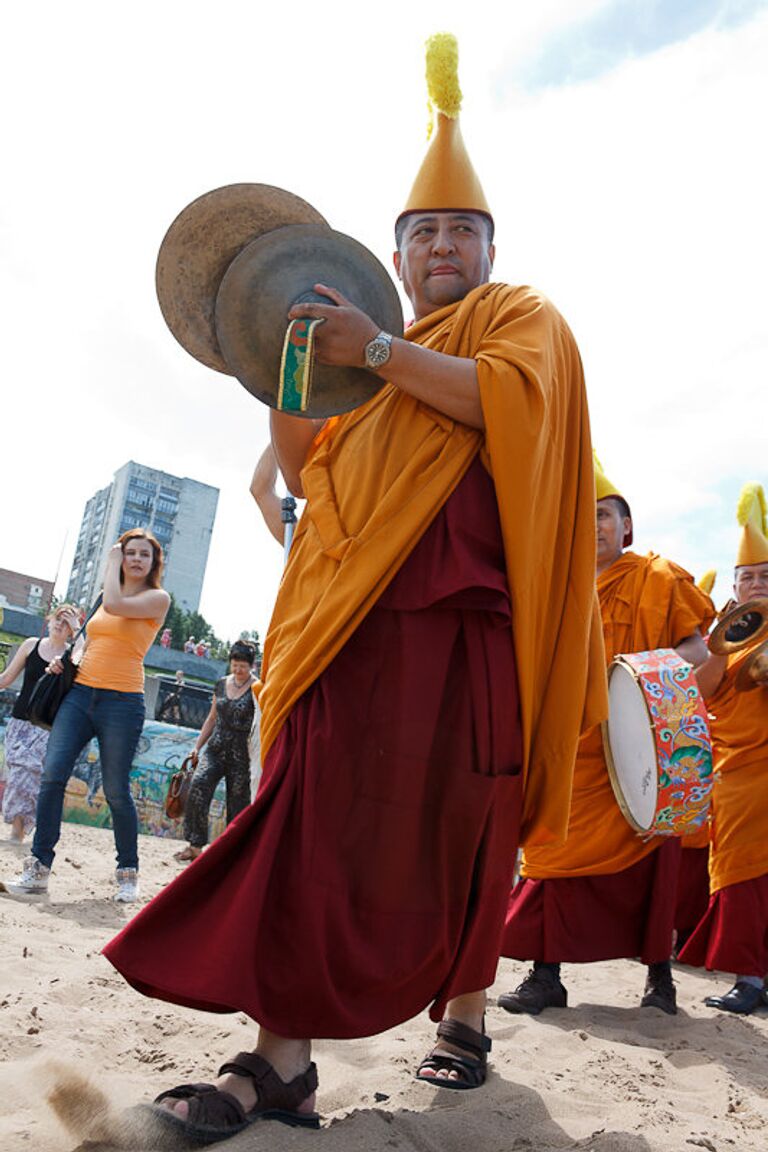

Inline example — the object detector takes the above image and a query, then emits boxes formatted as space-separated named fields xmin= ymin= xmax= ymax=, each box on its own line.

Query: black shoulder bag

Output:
xmin=27 ymin=595 xmax=103 ymax=730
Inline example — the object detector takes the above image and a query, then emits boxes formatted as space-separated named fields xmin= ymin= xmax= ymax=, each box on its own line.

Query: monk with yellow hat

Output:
xmin=499 ymin=454 xmax=713 ymax=1017
xmin=102 ymin=33 xmax=604 ymax=1137
xmin=679 ymin=484 xmax=768 ymax=1013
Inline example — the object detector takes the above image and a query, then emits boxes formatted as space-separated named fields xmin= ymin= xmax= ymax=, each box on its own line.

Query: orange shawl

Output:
xmin=707 ymin=651 xmax=768 ymax=892
xmin=523 ymin=552 xmax=714 ymax=877
xmin=258 ymin=282 xmax=606 ymax=845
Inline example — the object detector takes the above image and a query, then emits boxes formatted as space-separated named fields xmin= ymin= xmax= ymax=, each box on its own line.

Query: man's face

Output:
xmin=393 ymin=212 xmax=495 ymax=320
xmin=734 ymin=561 xmax=768 ymax=604
xmin=596 ymin=498 xmax=631 ymax=571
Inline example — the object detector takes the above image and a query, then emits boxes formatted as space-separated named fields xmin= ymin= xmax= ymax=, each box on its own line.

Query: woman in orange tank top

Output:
xmin=6 ymin=529 xmax=170 ymax=903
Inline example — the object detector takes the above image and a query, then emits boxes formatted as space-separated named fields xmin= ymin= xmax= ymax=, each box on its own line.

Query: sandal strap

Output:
xmin=218 ymin=1050 xmax=319 ymax=1113
xmin=435 ymin=1019 xmax=491 ymax=1058
xmin=153 ymin=1083 xmax=246 ymax=1127
xmin=416 ymin=1051 xmax=487 ymax=1088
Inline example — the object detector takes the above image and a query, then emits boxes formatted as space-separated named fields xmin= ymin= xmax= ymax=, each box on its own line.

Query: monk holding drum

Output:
xmin=500 ymin=455 xmax=713 ymax=1017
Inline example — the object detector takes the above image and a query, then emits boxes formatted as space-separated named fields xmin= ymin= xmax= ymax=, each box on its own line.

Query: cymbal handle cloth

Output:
xmin=278 ymin=318 xmax=324 ymax=412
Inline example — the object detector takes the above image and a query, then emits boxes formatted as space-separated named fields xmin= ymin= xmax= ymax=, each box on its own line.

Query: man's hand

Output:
xmin=287 ymin=284 xmax=378 ymax=368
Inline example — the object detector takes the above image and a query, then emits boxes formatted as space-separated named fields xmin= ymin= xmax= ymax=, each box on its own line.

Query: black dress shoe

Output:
xmin=704 ymin=981 xmax=764 ymax=1015
xmin=498 ymin=967 xmax=568 ymax=1016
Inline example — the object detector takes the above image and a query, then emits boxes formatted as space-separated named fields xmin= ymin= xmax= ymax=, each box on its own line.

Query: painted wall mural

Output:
xmin=0 ymin=718 xmax=226 ymax=842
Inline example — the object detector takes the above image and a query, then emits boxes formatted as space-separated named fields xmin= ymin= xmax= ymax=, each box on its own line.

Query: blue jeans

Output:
xmin=32 ymin=683 xmax=145 ymax=870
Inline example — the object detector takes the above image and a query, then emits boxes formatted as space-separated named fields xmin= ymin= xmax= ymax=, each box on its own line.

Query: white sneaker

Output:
xmin=113 ymin=868 xmax=140 ymax=903
xmin=3 ymin=855 xmax=50 ymax=895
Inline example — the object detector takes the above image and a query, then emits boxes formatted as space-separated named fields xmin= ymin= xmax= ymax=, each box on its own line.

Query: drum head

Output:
xmin=214 ymin=223 xmax=404 ymax=418
xmin=604 ymin=662 xmax=658 ymax=832
xmin=156 ymin=183 xmax=328 ymax=374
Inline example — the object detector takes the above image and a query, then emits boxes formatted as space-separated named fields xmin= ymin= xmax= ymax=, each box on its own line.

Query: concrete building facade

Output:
xmin=0 ymin=568 xmax=55 ymax=614
xmin=66 ymin=462 xmax=218 ymax=613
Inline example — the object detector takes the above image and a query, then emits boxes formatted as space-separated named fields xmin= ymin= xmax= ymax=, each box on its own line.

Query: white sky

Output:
xmin=2 ymin=0 xmax=766 ymax=640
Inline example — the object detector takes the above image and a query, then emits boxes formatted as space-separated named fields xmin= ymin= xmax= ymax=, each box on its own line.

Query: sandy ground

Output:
xmin=0 ymin=823 xmax=766 ymax=1152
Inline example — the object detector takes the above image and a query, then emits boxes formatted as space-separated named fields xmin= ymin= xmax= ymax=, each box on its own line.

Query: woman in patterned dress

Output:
xmin=0 ymin=605 xmax=80 ymax=841
xmin=174 ymin=642 xmax=257 ymax=862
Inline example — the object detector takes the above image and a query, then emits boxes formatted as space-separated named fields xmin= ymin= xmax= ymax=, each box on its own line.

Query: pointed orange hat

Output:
xmin=735 ymin=483 xmax=768 ymax=566
xmin=594 ymin=451 xmax=633 ymax=547
xmin=397 ymin=33 xmax=493 ymax=234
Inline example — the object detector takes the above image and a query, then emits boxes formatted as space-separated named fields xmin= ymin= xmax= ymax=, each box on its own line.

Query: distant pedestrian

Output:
xmin=174 ymin=642 xmax=256 ymax=863
xmin=160 ymin=628 xmax=171 ymax=650
xmin=0 ymin=605 xmax=80 ymax=842
xmin=157 ymin=671 xmax=185 ymax=725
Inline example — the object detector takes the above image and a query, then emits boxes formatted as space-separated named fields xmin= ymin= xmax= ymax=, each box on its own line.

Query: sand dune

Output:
xmin=1 ymin=823 xmax=766 ymax=1152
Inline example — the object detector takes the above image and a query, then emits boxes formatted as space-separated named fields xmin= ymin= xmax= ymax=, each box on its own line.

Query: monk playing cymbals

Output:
xmin=101 ymin=34 xmax=605 ymax=1143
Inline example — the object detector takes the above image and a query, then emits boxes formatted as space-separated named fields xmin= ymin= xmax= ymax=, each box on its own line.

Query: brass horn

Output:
xmin=709 ymin=597 xmax=768 ymax=655
xmin=734 ymin=642 xmax=768 ymax=692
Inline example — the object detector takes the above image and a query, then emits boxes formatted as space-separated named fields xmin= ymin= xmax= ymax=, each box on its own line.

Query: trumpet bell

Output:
xmin=708 ymin=597 xmax=768 ymax=655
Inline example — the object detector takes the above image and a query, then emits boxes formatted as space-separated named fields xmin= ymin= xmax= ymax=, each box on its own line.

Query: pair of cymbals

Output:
xmin=156 ymin=184 xmax=403 ymax=417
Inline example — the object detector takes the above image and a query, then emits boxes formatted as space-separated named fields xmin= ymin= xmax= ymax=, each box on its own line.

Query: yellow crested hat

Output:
xmin=735 ymin=483 xmax=768 ymax=566
xmin=594 ymin=451 xmax=633 ymax=546
xmin=398 ymin=33 xmax=492 ymax=231
xmin=697 ymin=569 xmax=717 ymax=596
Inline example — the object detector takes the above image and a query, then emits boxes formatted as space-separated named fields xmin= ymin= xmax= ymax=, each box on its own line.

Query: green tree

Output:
xmin=238 ymin=629 xmax=262 ymax=660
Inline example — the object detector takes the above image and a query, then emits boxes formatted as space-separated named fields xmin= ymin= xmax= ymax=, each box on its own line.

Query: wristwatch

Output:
xmin=364 ymin=330 xmax=393 ymax=371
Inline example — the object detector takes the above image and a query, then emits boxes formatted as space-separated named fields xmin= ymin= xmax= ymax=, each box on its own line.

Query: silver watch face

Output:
xmin=365 ymin=336 xmax=391 ymax=370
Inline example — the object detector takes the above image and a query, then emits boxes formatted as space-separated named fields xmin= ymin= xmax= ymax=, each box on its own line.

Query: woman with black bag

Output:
xmin=5 ymin=529 xmax=169 ymax=902
xmin=0 ymin=605 xmax=80 ymax=842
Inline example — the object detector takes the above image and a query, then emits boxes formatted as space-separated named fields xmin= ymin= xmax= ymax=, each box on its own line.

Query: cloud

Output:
xmin=504 ymin=0 xmax=768 ymax=89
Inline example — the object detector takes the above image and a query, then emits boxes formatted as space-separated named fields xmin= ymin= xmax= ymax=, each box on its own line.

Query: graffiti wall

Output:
xmin=0 ymin=718 xmax=226 ymax=842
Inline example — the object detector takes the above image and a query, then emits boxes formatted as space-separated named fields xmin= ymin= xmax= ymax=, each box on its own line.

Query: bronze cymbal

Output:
xmin=214 ymin=223 xmax=404 ymax=418
xmin=156 ymin=184 xmax=328 ymax=374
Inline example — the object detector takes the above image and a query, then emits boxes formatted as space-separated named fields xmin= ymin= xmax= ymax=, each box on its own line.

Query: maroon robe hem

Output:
xmin=501 ymin=839 xmax=682 ymax=965
xmin=677 ymin=874 xmax=768 ymax=975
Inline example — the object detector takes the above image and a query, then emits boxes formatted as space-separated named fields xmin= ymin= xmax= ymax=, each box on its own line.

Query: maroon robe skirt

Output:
xmin=674 ymin=847 xmax=710 ymax=951
xmin=677 ymin=874 xmax=768 ymax=975
xmin=501 ymin=838 xmax=682 ymax=966
xmin=104 ymin=459 xmax=524 ymax=1038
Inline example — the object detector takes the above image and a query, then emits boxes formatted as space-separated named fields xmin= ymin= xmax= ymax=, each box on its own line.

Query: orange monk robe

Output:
xmin=681 ymin=824 xmax=711 ymax=851
xmin=706 ymin=650 xmax=768 ymax=894
xmin=522 ymin=552 xmax=714 ymax=878
xmin=257 ymin=282 xmax=607 ymax=847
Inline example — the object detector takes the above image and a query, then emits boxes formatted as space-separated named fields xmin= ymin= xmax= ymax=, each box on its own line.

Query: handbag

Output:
xmin=165 ymin=755 xmax=195 ymax=820
xmin=26 ymin=595 xmax=103 ymax=731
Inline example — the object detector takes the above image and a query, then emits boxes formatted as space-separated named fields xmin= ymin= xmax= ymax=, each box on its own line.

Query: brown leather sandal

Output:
xmin=149 ymin=1050 xmax=320 ymax=1145
xmin=415 ymin=1018 xmax=491 ymax=1090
